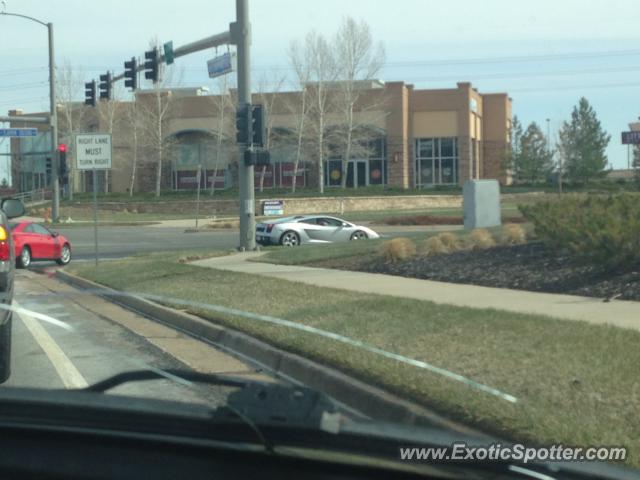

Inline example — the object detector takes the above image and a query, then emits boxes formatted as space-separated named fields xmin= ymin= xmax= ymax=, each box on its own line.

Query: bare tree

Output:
xmin=332 ymin=17 xmax=386 ymax=188
xmin=137 ymin=89 xmax=176 ymax=197
xmin=137 ymin=38 xmax=182 ymax=197
xmin=286 ymin=39 xmax=313 ymax=193
xmin=97 ymin=83 xmax=124 ymax=193
xmin=208 ymin=76 xmax=235 ymax=196
xmin=305 ymin=31 xmax=337 ymax=194
xmin=255 ymin=74 xmax=286 ymax=192
xmin=124 ymin=99 xmax=143 ymax=196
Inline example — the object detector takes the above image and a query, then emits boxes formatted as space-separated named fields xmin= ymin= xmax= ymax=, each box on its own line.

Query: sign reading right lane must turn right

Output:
xmin=75 ymin=134 xmax=112 ymax=170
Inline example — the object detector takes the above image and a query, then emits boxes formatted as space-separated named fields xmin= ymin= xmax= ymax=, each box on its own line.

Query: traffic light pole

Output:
xmin=232 ymin=0 xmax=255 ymax=251
xmin=79 ymin=1 xmax=256 ymax=249
xmin=48 ymin=22 xmax=59 ymax=223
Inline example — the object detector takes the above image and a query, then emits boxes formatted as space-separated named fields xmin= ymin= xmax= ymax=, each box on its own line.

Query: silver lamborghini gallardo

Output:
xmin=256 ymin=215 xmax=380 ymax=246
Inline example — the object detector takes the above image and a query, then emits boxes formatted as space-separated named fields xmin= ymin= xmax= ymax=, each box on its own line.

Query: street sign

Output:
xmin=0 ymin=128 xmax=38 ymax=137
xmin=164 ymin=41 xmax=175 ymax=65
xmin=75 ymin=134 xmax=112 ymax=170
xmin=207 ymin=52 xmax=236 ymax=78
xmin=621 ymin=131 xmax=640 ymax=144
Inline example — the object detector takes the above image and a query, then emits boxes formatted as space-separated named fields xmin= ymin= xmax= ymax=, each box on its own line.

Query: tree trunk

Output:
xmin=259 ymin=165 xmax=266 ymax=192
xmin=129 ymin=130 xmax=138 ymax=197
xmin=210 ymin=142 xmax=222 ymax=196
xmin=292 ymin=129 xmax=304 ymax=194
xmin=155 ymin=148 xmax=162 ymax=198
xmin=68 ymin=170 xmax=74 ymax=200
xmin=291 ymin=94 xmax=306 ymax=194
xmin=155 ymin=92 xmax=163 ymax=198
xmin=318 ymin=115 xmax=325 ymax=194
xmin=341 ymin=104 xmax=355 ymax=189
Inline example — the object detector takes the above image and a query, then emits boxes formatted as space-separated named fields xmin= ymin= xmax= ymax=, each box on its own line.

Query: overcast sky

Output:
xmin=2 ymin=0 xmax=640 ymax=179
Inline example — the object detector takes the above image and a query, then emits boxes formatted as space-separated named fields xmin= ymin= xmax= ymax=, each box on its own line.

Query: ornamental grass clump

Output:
xmin=379 ymin=237 xmax=417 ymax=263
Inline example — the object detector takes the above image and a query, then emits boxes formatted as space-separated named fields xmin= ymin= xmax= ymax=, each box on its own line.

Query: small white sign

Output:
xmin=75 ymin=134 xmax=112 ymax=170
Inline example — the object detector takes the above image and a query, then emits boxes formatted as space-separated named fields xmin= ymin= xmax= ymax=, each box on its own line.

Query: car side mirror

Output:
xmin=342 ymin=222 xmax=349 ymax=227
xmin=51 ymin=232 xmax=59 ymax=238
xmin=1 ymin=198 xmax=25 ymax=219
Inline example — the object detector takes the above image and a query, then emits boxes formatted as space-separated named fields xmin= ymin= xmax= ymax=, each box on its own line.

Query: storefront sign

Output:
xmin=621 ymin=131 xmax=640 ymax=144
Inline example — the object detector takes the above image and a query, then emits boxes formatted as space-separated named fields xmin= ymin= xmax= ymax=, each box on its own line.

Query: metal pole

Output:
xmin=546 ymin=119 xmax=551 ymax=154
xmin=195 ymin=164 xmax=201 ymax=229
xmin=234 ymin=0 xmax=255 ymax=250
xmin=48 ymin=22 xmax=59 ymax=223
xmin=628 ymin=144 xmax=631 ymax=170
xmin=93 ymin=168 xmax=98 ymax=266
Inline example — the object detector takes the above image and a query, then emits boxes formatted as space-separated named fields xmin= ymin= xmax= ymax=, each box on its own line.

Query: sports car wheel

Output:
xmin=280 ymin=231 xmax=300 ymax=247
xmin=350 ymin=231 xmax=368 ymax=241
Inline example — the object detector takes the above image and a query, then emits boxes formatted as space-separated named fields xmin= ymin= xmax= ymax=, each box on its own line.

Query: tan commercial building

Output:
xmin=9 ymin=81 xmax=512 ymax=193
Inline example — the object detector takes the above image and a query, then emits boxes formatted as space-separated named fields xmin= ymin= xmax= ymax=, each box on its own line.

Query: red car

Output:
xmin=10 ymin=222 xmax=71 ymax=268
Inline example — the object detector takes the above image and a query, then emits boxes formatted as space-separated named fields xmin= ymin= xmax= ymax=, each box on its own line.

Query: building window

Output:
xmin=415 ymin=137 xmax=458 ymax=187
xmin=324 ymin=135 xmax=387 ymax=188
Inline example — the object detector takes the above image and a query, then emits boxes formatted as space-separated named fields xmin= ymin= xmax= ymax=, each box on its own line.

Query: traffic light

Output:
xmin=99 ymin=72 xmax=112 ymax=100
xmin=45 ymin=157 xmax=52 ymax=184
xmin=144 ymin=47 xmax=159 ymax=83
xmin=84 ymin=80 xmax=96 ymax=107
xmin=243 ymin=150 xmax=271 ymax=167
xmin=236 ymin=103 xmax=251 ymax=144
xmin=255 ymin=150 xmax=271 ymax=167
xmin=251 ymin=104 xmax=266 ymax=147
xmin=57 ymin=144 xmax=68 ymax=177
xmin=124 ymin=57 xmax=137 ymax=90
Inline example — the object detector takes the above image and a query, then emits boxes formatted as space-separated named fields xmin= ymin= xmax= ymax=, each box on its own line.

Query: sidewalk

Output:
xmin=193 ymin=252 xmax=640 ymax=331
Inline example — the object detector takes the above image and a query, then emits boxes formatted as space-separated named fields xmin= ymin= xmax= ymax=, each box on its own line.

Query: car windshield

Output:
xmin=0 ymin=0 xmax=638 ymax=476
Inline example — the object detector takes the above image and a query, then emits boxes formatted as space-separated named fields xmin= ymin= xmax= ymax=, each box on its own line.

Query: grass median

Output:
xmin=71 ymin=251 xmax=640 ymax=466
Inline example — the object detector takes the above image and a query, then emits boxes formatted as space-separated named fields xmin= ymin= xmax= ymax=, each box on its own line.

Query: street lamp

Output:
xmin=0 ymin=11 xmax=59 ymax=222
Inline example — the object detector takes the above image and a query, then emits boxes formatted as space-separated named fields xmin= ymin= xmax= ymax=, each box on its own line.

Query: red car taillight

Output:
xmin=266 ymin=224 xmax=274 ymax=233
xmin=0 ymin=226 xmax=8 ymax=261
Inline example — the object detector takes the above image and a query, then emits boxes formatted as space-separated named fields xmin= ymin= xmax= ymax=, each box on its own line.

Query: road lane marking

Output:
xmin=14 ymin=300 xmax=88 ymax=389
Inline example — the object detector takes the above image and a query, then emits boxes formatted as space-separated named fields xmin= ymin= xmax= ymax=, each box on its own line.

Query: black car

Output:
xmin=0 ymin=198 xmax=26 ymax=383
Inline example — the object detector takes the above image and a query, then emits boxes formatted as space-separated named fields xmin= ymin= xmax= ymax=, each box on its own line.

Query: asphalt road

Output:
xmin=53 ymin=224 xmax=460 ymax=261
xmin=4 ymin=270 xmax=268 ymax=404
xmin=56 ymin=226 xmax=239 ymax=260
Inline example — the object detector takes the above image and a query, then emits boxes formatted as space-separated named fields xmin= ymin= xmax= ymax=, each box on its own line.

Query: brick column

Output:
xmin=456 ymin=83 xmax=473 ymax=185
xmin=384 ymin=82 xmax=410 ymax=189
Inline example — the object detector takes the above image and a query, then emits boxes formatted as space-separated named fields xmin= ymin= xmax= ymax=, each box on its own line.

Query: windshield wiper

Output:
xmin=81 ymin=368 xmax=250 ymax=393
xmin=81 ymin=368 xmax=340 ymax=454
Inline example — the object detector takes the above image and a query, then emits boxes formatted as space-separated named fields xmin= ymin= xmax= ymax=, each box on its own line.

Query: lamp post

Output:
xmin=0 ymin=11 xmax=58 ymax=221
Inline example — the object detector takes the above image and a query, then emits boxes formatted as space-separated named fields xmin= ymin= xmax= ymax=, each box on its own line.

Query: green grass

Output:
xmin=71 ymin=252 xmax=640 ymax=467
xmin=257 ymin=225 xmax=532 ymax=267
xmin=258 ymin=236 xmax=392 ymax=265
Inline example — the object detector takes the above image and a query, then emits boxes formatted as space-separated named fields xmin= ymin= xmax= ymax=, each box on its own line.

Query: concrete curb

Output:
xmin=56 ymin=269 xmax=489 ymax=438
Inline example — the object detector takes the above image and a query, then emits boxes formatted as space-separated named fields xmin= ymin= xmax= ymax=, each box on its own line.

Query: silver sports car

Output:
xmin=256 ymin=215 xmax=380 ymax=246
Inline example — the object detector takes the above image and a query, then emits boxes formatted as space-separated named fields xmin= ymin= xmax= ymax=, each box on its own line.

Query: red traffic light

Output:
xmin=58 ymin=143 xmax=67 ymax=152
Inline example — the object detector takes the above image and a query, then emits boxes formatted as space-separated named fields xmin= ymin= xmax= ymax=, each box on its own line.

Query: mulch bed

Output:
xmin=312 ymin=242 xmax=640 ymax=302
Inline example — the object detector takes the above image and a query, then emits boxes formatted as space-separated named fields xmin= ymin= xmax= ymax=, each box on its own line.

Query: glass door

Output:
xmin=356 ymin=160 xmax=367 ymax=187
